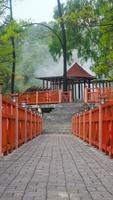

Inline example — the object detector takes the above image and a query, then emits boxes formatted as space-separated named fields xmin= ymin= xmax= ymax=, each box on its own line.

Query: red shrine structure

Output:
xmin=38 ymin=63 xmax=95 ymax=100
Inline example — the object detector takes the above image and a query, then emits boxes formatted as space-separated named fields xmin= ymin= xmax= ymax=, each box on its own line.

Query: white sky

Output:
xmin=13 ymin=0 xmax=66 ymax=22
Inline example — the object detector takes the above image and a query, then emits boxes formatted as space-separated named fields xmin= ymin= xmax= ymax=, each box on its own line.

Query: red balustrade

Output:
xmin=84 ymin=87 xmax=113 ymax=104
xmin=0 ymin=96 xmax=43 ymax=156
xmin=72 ymin=101 xmax=113 ymax=158
xmin=18 ymin=90 xmax=72 ymax=105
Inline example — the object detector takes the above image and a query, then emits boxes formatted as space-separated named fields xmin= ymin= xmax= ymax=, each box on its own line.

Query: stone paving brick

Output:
xmin=0 ymin=134 xmax=113 ymax=200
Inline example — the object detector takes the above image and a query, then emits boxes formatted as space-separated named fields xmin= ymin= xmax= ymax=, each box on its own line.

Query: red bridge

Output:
xmin=1 ymin=85 xmax=113 ymax=199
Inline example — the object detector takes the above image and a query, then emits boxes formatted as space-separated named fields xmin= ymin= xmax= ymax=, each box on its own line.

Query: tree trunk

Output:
xmin=57 ymin=0 xmax=67 ymax=91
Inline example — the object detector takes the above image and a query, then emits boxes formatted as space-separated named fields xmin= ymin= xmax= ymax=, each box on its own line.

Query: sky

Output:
xmin=13 ymin=0 xmax=66 ymax=23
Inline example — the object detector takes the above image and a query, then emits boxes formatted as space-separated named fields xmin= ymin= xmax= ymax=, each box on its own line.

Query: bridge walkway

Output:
xmin=0 ymin=134 xmax=113 ymax=200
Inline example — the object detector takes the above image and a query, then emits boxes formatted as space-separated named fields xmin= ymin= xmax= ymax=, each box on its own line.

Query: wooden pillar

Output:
xmin=59 ymin=79 xmax=61 ymax=90
xmin=56 ymin=80 xmax=58 ymax=90
xmin=75 ymin=83 xmax=76 ymax=99
xmin=84 ymin=80 xmax=86 ymax=88
xmin=45 ymin=80 xmax=47 ymax=89
xmin=51 ymin=81 xmax=53 ymax=89
xmin=56 ymin=82 xmax=58 ymax=90
xmin=102 ymin=80 xmax=104 ymax=88
xmin=54 ymin=80 xmax=56 ymax=90
xmin=88 ymin=80 xmax=91 ymax=88
xmin=53 ymin=81 xmax=55 ymax=90
xmin=43 ymin=80 xmax=44 ymax=89
xmin=81 ymin=83 xmax=83 ymax=99
xmin=78 ymin=81 xmax=81 ymax=99
xmin=72 ymin=82 xmax=74 ymax=101
xmin=68 ymin=81 xmax=71 ymax=90
xmin=105 ymin=81 xmax=108 ymax=87
xmin=50 ymin=81 xmax=52 ymax=90
xmin=55 ymin=80 xmax=57 ymax=90
xmin=47 ymin=80 xmax=48 ymax=89
xmin=57 ymin=79 xmax=59 ymax=90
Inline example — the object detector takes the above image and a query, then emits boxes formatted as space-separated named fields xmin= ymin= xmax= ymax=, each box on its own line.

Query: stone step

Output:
xmin=44 ymin=127 xmax=71 ymax=130
xmin=43 ymin=102 xmax=85 ymax=135
xmin=43 ymin=129 xmax=72 ymax=134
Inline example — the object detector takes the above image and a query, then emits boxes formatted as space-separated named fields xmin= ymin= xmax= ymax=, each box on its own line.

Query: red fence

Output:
xmin=0 ymin=95 xmax=43 ymax=156
xmin=18 ymin=90 xmax=72 ymax=105
xmin=72 ymin=101 xmax=113 ymax=158
xmin=84 ymin=87 xmax=113 ymax=104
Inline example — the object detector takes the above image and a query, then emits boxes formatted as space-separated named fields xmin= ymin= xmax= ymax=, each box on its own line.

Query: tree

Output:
xmin=0 ymin=20 xmax=26 ymax=93
xmin=57 ymin=0 xmax=67 ymax=91
xmin=0 ymin=0 xmax=27 ymax=93
xmin=92 ymin=0 xmax=113 ymax=78
xmin=49 ymin=0 xmax=113 ymax=79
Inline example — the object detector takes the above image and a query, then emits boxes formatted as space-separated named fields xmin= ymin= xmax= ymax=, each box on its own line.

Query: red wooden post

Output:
xmin=59 ymin=90 xmax=62 ymax=103
xmin=0 ymin=84 xmax=3 ymax=155
xmin=89 ymin=110 xmax=92 ymax=145
xmin=24 ymin=108 xmax=27 ymax=143
xmin=30 ymin=111 xmax=32 ymax=140
xmin=75 ymin=115 xmax=78 ymax=136
xmin=84 ymin=87 xmax=88 ymax=103
xmin=83 ymin=112 xmax=85 ymax=141
xmin=46 ymin=92 xmax=49 ymax=104
xmin=35 ymin=114 xmax=37 ymax=137
xmin=10 ymin=93 xmax=19 ymax=149
xmin=15 ymin=94 xmax=19 ymax=149
xmin=69 ymin=90 xmax=72 ymax=103
xmin=79 ymin=114 xmax=81 ymax=138
xmin=36 ymin=92 xmax=38 ymax=104
xmin=99 ymin=105 xmax=102 ymax=150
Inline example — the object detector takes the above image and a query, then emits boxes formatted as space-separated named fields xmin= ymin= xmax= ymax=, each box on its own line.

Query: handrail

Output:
xmin=18 ymin=90 xmax=72 ymax=105
xmin=84 ymin=87 xmax=113 ymax=104
xmin=72 ymin=101 xmax=113 ymax=158
xmin=0 ymin=96 xmax=43 ymax=156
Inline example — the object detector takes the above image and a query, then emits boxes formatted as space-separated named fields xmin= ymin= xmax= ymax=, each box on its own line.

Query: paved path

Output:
xmin=0 ymin=134 xmax=113 ymax=200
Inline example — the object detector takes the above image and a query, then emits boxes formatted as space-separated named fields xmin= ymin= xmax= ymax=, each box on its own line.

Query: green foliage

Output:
xmin=0 ymin=20 xmax=26 ymax=93
xmin=49 ymin=0 xmax=113 ymax=79
xmin=49 ymin=23 xmax=62 ymax=61
xmin=91 ymin=0 xmax=113 ymax=78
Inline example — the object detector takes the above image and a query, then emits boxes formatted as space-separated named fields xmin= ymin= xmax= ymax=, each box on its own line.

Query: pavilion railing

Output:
xmin=18 ymin=90 xmax=72 ymax=105
xmin=84 ymin=87 xmax=113 ymax=104
xmin=72 ymin=101 xmax=113 ymax=158
xmin=0 ymin=94 xmax=43 ymax=156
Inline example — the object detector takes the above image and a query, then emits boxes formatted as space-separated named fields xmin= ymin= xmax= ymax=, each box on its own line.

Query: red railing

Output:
xmin=84 ymin=87 xmax=113 ymax=104
xmin=72 ymin=101 xmax=113 ymax=158
xmin=0 ymin=95 xmax=43 ymax=156
xmin=18 ymin=90 xmax=72 ymax=105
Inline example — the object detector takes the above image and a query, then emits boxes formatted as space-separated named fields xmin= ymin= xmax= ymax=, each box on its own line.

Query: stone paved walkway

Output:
xmin=0 ymin=134 xmax=113 ymax=200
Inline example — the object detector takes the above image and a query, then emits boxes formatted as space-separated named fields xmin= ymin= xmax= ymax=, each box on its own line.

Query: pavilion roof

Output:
xmin=67 ymin=63 xmax=94 ymax=79
xmin=37 ymin=62 xmax=95 ymax=81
